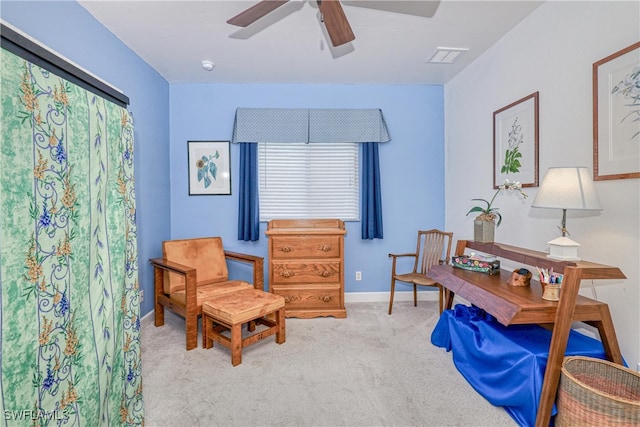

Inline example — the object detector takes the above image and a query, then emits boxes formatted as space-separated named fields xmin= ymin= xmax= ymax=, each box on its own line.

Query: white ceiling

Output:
xmin=78 ymin=0 xmax=544 ymax=85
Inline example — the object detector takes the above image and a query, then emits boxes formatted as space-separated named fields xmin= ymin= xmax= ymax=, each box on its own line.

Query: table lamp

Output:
xmin=531 ymin=167 xmax=602 ymax=261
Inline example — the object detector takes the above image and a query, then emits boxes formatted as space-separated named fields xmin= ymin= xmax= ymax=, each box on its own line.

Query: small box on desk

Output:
xmin=452 ymin=254 xmax=500 ymax=275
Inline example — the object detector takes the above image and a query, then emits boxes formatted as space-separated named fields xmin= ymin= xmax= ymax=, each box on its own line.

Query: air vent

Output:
xmin=427 ymin=47 xmax=469 ymax=64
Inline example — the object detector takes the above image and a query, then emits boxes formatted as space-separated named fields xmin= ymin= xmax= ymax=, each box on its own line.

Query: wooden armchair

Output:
xmin=150 ymin=237 xmax=264 ymax=350
xmin=388 ymin=229 xmax=453 ymax=315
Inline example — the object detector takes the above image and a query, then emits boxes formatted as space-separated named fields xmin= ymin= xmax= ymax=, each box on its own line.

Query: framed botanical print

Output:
xmin=187 ymin=141 xmax=231 ymax=195
xmin=493 ymin=92 xmax=539 ymax=188
xmin=593 ymin=42 xmax=640 ymax=181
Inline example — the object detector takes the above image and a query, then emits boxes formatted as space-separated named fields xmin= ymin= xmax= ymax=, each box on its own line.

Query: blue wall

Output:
xmin=1 ymin=1 xmax=171 ymax=315
xmin=2 ymin=1 xmax=445 ymax=315
xmin=170 ymin=84 xmax=445 ymax=293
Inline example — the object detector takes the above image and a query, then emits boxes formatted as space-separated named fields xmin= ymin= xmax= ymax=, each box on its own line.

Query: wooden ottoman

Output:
xmin=202 ymin=288 xmax=286 ymax=366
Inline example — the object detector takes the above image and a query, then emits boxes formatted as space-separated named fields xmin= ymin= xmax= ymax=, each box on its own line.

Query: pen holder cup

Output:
xmin=541 ymin=282 xmax=561 ymax=301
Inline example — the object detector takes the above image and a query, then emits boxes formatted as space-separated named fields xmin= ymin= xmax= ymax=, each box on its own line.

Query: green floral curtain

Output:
xmin=0 ymin=48 xmax=143 ymax=425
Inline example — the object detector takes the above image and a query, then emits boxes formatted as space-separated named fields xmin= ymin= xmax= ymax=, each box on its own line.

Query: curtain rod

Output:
xmin=1 ymin=21 xmax=129 ymax=107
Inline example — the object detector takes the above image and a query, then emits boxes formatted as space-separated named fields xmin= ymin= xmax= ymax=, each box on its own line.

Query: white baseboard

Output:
xmin=344 ymin=290 xmax=439 ymax=303
xmin=141 ymin=291 xmax=439 ymax=323
xmin=141 ymin=309 xmax=155 ymax=328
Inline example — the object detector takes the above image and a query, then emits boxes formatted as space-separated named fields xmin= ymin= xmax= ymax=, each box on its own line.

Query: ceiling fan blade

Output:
xmin=227 ymin=0 xmax=289 ymax=27
xmin=318 ymin=0 xmax=355 ymax=47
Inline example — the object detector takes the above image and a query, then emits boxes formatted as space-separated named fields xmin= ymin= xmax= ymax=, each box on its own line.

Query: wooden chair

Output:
xmin=150 ymin=237 xmax=264 ymax=350
xmin=388 ymin=229 xmax=453 ymax=315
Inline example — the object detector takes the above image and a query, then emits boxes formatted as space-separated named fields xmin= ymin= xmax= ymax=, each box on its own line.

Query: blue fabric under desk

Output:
xmin=431 ymin=304 xmax=608 ymax=427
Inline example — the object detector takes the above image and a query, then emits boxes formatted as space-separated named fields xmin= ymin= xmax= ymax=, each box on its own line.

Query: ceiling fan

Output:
xmin=228 ymin=0 xmax=354 ymax=47
xmin=227 ymin=0 xmax=440 ymax=48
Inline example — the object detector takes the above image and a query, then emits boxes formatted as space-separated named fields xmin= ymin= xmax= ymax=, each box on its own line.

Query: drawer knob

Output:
xmin=322 ymin=295 xmax=332 ymax=302
xmin=281 ymin=270 xmax=293 ymax=278
xmin=320 ymin=245 xmax=332 ymax=252
xmin=320 ymin=270 xmax=330 ymax=277
xmin=280 ymin=246 xmax=291 ymax=253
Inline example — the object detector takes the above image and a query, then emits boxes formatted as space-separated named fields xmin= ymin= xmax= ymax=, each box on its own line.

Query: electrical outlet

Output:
xmin=355 ymin=271 xmax=362 ymax=281
xmin=140 ymin=290 xmax=144 ymax=302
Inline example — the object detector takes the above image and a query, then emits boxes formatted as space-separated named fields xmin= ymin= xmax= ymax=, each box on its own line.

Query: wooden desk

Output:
xmin=427 ymin=240 xmax=626 ymax=427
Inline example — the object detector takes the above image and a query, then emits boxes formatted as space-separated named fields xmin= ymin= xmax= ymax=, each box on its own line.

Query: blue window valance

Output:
xmin=232 ymin=108 xmax=391 ymax=143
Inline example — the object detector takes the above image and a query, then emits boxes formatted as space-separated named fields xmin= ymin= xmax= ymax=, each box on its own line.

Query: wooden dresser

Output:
xmin=266 ymin=219 xmax=347 ymax=318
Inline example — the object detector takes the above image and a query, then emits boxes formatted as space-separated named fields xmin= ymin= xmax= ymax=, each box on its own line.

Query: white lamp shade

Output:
xmin=532 ymin=167 xmax=602 ymax=211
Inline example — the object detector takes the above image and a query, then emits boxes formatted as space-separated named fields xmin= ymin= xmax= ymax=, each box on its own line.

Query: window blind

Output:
xmin=258 ymin=142 xmax=359 ymax=221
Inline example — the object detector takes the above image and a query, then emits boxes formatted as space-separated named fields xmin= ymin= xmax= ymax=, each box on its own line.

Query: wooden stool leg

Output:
xmin=203 ymin=315 xmax=213 ymax=349
xmin=231 ymin=323 xmax=242 ymax=366
xmin=276 ymin=308 xmax=286 ymax=344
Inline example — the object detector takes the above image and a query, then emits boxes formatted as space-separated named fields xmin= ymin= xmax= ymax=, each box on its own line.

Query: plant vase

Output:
xmin=474 ymin=218 xmax=495 ymax=243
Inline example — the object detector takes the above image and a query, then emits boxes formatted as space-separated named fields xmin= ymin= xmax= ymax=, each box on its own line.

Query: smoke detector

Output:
xmin=201 ymin=60 xmax=215 ymax=71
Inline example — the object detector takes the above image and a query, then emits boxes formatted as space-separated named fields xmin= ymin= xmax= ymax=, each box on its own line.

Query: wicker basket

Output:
xmin=556 ymin=356 xmax=640 ymax=426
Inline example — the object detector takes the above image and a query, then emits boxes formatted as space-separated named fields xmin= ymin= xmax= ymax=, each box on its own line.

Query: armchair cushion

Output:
xmin=162 ymin=237 xmax=229 ymax=295
xmin=171 ymin=280 xmax=252 ymax=306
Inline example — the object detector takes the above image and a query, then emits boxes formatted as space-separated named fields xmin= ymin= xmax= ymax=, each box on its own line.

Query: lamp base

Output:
xmin=546 ymin=236 xmax=581 ymax=261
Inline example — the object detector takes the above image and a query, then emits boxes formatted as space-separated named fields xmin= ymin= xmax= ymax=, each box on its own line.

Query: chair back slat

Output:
xmin=416 ymin=230 xmax=452 ymax=275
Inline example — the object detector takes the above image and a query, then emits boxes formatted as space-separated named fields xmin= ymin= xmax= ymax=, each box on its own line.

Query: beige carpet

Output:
xmin=141 ymin=301 xmax=516 ymax=427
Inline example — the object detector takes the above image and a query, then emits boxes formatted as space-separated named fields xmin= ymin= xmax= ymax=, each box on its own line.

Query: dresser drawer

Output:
xmin=271 ymin=261 xmax=341 ymax=284
xmin=270 ymin=235 xmax=341 ymax=259
xmin=272 ymin=285 xmax=342 ymax=310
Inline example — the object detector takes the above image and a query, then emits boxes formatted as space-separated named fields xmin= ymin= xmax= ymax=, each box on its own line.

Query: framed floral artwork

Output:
xmin=593 ymin=41 xmax=640 ymax=181
xmin=493 ymin=92 xmax=539 ymax=189
xmin=188 ymin=141 xmax=231 ymax=195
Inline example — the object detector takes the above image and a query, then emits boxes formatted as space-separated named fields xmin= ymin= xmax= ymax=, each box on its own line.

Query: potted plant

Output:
xmin=467 ymin=179 xmax=528 ymax=242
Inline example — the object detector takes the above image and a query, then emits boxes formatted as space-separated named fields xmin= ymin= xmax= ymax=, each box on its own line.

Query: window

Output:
xmin=258 ymin=142 xmax=359 ymax=222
